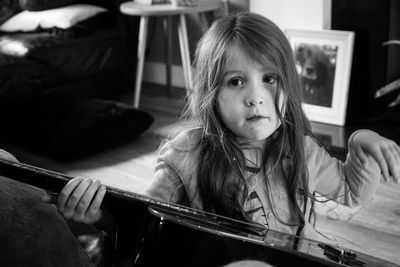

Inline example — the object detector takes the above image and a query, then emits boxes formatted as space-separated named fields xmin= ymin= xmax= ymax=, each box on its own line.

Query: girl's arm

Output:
xmin=310 ymin=130 xmax=399 ymax=208
xmin=349 ymin=130 xmax=400 ymax=182
xmin=307 ymin=134 xmax=379 ymax=208
xmin=142 ymin=159 xmax=186 ymax=204
xmin=142 ymin=130 xmax=198 ymax=204
xmin=0 ymin=149 xmax=107 ymax=225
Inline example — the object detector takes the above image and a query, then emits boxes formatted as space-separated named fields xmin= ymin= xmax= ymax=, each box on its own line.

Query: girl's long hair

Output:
xmin=184 ymin=13 xmax=313 ymax=228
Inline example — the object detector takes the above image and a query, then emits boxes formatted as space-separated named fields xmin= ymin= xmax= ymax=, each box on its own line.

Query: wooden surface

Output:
xmin=120 ymin=0 xmax=223 ymax=16
xmin=314 ymin=182 xmax=400 ymax=265
xmin=2 ymin=90 xmax=400 ymax=266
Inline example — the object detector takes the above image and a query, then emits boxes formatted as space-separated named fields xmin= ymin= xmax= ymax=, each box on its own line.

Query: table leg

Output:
xmin=177 ymin=14 xmax=193 ymax=91
xmin=163 ymin=16 xmax=172 ymax=97
xmin=134 ymin=16 xmax=149 ymax=108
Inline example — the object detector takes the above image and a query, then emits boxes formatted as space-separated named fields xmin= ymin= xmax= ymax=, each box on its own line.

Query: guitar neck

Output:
xmin=0 ymin=157 xmax=268 ymax=237
xmin=0 ymin=157 xmax=154 ymax=208
xmin=0 ymin=158 xmax=70 ymax=193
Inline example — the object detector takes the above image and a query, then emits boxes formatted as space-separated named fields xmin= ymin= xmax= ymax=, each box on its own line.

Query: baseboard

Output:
xmin=143 ymin=61 xmax=186 ymax=88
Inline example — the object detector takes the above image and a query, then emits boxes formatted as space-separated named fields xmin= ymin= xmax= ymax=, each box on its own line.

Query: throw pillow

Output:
xmin=19 ymin=0 xmax=78 ymax=11
xmin=0 ymin=4 xmax=107 ymax=32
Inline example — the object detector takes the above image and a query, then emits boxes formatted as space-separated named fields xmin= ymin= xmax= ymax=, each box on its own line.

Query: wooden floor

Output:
xmin=2 ymin=89 xmax=400 ymax=266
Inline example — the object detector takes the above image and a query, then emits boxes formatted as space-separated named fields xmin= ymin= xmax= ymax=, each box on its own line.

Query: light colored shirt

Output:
xmin=143 ymin=127 xmax=381 ymax=243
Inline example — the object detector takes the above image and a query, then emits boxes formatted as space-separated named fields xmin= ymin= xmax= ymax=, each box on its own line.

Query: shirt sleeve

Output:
xmin=141 ymin=142 xmax=186 ymax=204
xmin=307 ymin=133 xmax=381 ymax=208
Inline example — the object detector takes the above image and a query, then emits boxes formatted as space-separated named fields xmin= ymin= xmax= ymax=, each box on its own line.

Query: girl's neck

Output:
xmin=239 ymin=143 xmax=264 ymax=172
xmin=236 ymin=138 xmax=267 ymax=151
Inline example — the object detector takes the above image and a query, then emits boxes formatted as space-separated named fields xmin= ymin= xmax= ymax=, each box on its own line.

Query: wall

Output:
xmin=142 ymin=12 xmax=206 ymax=88
xmin=142 ymin=0 xmax=248 ymax=89
xmin=249 ymin=0 xmax=331 ymax=31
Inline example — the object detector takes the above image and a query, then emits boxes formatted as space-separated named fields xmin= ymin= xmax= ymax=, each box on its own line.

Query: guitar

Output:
xmin=0 ymin=158 xmax=397 ymax=267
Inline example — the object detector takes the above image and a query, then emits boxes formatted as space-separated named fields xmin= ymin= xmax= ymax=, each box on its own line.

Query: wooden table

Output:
xmin=120 ymin=1 xmax=224 ymax=108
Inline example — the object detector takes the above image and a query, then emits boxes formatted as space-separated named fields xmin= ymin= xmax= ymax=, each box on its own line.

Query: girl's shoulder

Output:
xmin=303 ymin=134 xmax=328 ymax=154
xmin=165 ymin=127 xmax=204 ymax=152
xmin=302 ymin=134 xmax=332 ymax=165
xmin=157 ymin=127 xmax=203 ymax=174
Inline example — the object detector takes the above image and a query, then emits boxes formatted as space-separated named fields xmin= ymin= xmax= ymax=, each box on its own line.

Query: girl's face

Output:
xmin=217 ymin=45 xmax=284 ymax=145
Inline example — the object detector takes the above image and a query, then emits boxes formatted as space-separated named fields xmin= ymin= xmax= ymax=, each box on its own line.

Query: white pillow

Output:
xmin=0 ymin=4 xmax=108 ymax=32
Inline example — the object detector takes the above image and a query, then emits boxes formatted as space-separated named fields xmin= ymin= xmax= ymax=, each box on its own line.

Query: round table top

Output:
xmin=120 ymin=1 xmax=223 ymax=16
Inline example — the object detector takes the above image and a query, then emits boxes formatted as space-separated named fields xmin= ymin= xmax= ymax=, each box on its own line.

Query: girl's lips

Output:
xmin=246 ymin=115 xmax=266 ymax=122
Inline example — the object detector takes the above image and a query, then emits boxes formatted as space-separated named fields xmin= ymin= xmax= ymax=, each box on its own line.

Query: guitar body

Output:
xmin=133 ymin=206 xmax=357 ymax=267
xmin=0 ymin=158 xmax=398 ymax=267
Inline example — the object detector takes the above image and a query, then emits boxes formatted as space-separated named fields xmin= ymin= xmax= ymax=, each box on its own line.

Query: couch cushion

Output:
xmin=0 ymin=0 xmax=22 ymax=25
xmin=19 ymin=0 xmax=79 ymax=11
xmin=50 ymin=99 xmax=154 ymax=157
xmin=0 ymin=25 xmax=127 ymax=91
xmin=0 ymin=53 xmax=49 ymax=114
xmin=19 ymin=0 xmax=119 ymax=11
xmin=12 ymin=98 xmax=154 ymax=158
xmin=0 ymin=4 xmax=108 ymax=32
xmin=30 ymin=28 xmax=127 ymax=80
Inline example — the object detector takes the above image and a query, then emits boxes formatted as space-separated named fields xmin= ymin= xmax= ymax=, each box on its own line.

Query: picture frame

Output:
xmin=285 ymin=29 xmax=355 ymax=126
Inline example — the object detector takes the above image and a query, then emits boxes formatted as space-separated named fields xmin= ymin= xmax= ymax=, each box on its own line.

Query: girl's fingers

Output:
xmin=62 ymin=178 xmax=92 ymax=219
xmin=377 ymin=147 xmax=390 ymax=181
xmin=57 ymin=177 xmax=83 ymax=212
xmin=395 ymin=144 xmax=400 ymax=159
xmin=393 ymin=143 xmax=400 ymax=163
xmin=74 ymin=180 xmax=102 ymax=218
xmin=87 ymin=184 xmax=107 ymax=217
xmin=388 ymin=145 xmax=400 ymax=183
xmin=354 ymin=144 xmax=368 ymax=167
xmin=352 ymin=131 xmax=400 ymax=182
xmin=349 ymin=140 xmax=363 ymax=166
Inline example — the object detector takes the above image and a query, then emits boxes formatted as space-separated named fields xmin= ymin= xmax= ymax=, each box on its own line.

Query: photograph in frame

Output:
xmin=285 ymin=29 xmax=355 ymax=126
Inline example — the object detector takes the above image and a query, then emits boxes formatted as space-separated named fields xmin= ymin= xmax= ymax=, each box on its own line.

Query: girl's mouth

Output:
xmin=246 ymin=115 xmax=266 ymax=122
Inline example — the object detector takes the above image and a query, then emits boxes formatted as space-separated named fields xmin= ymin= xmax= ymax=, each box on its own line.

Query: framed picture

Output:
xmin=285 ymin=29 xmax=355 ymax=126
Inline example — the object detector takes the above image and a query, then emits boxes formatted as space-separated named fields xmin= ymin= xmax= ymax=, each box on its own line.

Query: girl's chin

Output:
xmin=236 ymin=127 xmax=279 ymax=144
xmin=236 ymin=133 xmax=271 ymax=145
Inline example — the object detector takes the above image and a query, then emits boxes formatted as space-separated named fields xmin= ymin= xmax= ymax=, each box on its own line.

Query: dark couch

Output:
xmin=0 ymin=0 xmax=133 ymax=112
xmin=0 ymin=0 xmax=154 ymax=158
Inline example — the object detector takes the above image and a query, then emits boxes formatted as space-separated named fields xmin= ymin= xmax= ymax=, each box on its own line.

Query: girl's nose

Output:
xmin=246 ymin=97 xmax=264 ymax=107
xmin=245 ymin=81 xmax=265 ymax=107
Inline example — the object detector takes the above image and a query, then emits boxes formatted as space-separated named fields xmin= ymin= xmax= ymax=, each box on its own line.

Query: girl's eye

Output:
xmin=228 ymin=78 xmax=245 ymax=87
xmin=263 ymin=74 xmax=277 ymax=85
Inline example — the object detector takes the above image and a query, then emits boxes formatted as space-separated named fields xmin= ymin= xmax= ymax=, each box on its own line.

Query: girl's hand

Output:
xmin=350 ymin=131 xmax=400 ymax=182
xmin=57 ymin=177 xmax=106 ymax=224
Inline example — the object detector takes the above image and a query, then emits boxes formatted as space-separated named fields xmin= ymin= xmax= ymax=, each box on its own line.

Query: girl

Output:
xmin=57 ymin=13 xmax=400 ymax=242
